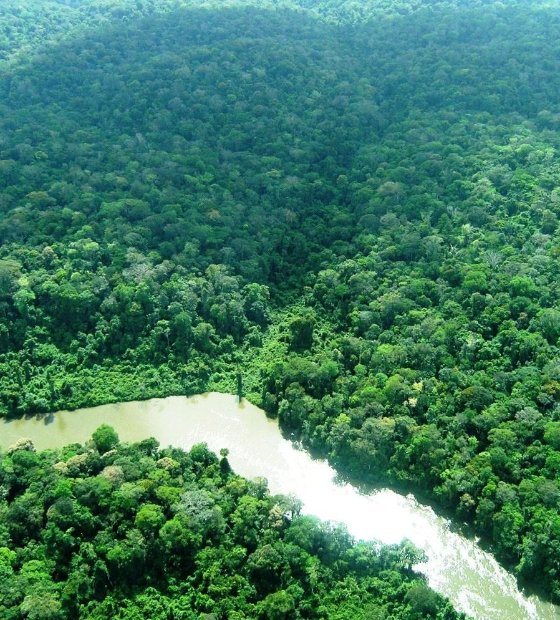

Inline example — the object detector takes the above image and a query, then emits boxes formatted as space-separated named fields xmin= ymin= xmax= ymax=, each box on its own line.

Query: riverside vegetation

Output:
xmin=0 ymin=431 xmax=465 ymax=619
xmin=2 ymin=0 xmax=560 ymax=609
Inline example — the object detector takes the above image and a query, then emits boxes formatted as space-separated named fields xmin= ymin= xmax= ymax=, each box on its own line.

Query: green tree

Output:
xmin=92 ymin=425 xmax=119 ymax=454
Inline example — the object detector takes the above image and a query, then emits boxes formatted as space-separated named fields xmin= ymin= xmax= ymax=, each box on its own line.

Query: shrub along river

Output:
xmin=2 ymin=392 xmax=559 ymax=620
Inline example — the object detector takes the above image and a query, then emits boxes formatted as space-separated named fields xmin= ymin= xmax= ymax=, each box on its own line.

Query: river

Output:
xmin=2 ymin=392 xmax=559 ymax=620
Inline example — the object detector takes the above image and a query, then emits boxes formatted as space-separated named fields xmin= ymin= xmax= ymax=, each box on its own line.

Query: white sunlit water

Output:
xmin=2 ymin=392 xmax=559 ymax=620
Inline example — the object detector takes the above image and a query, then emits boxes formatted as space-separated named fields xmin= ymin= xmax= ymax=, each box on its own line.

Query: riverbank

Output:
xmin=3 ymin=392 xmax=559 ymax=620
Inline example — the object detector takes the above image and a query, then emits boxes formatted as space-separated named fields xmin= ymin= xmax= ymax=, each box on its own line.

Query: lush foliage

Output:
xmin=0 ymin=432 xmax=464 ymax=619
xmin=4 ymin=0 xmax=560 ymax=604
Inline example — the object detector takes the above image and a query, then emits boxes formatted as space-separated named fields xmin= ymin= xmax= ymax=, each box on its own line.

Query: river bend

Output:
xmin=2 ymin=393 xmax=559 ymax=620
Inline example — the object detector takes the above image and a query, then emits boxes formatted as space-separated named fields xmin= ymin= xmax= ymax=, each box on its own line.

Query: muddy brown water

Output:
xmin=2 ymin=392 xmax=559 ymax=620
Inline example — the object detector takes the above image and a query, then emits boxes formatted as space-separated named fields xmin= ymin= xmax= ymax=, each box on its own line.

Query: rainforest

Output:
xmin=2 ymin=0 xmax=560 ymax=617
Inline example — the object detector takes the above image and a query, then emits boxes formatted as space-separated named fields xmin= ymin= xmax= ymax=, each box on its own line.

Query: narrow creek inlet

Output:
xmin=2 ymin=392 xmax=559 ymax=620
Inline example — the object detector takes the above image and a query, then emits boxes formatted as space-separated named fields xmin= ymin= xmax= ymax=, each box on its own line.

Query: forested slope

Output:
xmin=3 ymin=0 xmax=560 ymax=603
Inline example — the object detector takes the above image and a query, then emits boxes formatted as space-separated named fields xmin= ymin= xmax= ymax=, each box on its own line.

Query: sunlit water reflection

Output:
xmin=2 ymin=393 xmax=559 ymax=620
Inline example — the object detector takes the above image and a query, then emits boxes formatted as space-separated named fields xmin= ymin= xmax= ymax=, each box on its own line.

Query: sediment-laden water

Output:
xmin=2 ymin=392 xmax=559 ymax=620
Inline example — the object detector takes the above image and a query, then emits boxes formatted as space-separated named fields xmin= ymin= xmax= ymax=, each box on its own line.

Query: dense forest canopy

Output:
xmin=0 ymin=432 xmax=465 ymax=619
xmin=3 ymin=0 xmax=560 ymax=606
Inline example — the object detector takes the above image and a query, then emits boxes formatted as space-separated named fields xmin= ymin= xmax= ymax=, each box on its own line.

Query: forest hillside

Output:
xmin=2 ymin=0 xmax=560 ymax=604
